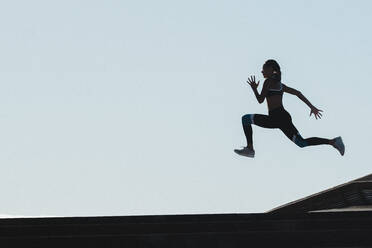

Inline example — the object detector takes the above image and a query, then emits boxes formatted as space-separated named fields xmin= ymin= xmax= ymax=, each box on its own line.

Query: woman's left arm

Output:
xmin=247 ymin=76 xmax=269 ymax=104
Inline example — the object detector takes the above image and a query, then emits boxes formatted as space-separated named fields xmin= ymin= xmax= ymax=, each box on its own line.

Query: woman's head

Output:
xmin=262 ymin=59 xmax=281 ymax=81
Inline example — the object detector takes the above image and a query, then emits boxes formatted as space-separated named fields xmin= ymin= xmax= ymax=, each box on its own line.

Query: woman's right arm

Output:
xmin=283 ymin=84 xmax=323 ymax=119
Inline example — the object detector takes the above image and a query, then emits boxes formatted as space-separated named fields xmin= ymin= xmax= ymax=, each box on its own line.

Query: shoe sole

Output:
xmin=234 ymin=150 xmax=255 ymax=158
xmin=335 ymin=137 xmax=345 ymax=156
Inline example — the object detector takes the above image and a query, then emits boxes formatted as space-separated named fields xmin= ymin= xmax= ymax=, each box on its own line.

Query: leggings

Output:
xmin=242 ymin=107 xmax=330 ymax=148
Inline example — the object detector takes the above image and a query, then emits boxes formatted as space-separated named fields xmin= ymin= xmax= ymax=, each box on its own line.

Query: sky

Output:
xmin=0 ymin=0 xmax=371 ymax=217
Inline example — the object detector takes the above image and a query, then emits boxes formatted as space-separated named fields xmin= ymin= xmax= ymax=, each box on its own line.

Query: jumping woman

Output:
xmin=234 ymin=59 xmax=345 ymax=158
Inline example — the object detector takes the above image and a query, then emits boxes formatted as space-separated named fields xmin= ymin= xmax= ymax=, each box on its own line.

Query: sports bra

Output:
xmin=267 ymin=82 xmax=283 ymax=97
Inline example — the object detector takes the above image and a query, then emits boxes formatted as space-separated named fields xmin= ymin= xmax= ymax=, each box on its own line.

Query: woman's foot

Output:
xmin=234 ymin=147 xmax=255 ymax=158
xmin=332 ymin=136 xmax=345 ymax=156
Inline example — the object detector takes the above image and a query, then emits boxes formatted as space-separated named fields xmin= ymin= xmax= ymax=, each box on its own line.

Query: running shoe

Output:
xmin=234 ymin=147 xmax=255 ymax=158
xmin=334 ymin=136 xmax=345 ymax=156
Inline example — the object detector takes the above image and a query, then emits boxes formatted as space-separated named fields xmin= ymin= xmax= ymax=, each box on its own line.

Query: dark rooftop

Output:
xmin=268 ymin=174 xmax=372 ymax=214
xmin=2 ymin=173 xmax=372 ymax=247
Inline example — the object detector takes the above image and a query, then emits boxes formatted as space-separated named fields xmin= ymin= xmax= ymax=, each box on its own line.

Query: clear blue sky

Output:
xmin=0 ymin=0 xmax=371 ymax=217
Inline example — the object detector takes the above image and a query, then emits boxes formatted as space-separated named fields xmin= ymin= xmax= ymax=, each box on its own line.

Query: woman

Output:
xmin=234 ymin=59 xmax=345 ymax=158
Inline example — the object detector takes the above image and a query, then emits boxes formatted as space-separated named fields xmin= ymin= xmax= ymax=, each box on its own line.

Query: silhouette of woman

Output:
xmin=234 ymin=59 xmax=345 ymax=158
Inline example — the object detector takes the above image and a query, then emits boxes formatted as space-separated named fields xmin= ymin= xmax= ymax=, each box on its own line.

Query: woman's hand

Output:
xmin=310 ymin=107 xmax=323 ymax=120
xmin=247 ymin=75 xmax=260 ymax=89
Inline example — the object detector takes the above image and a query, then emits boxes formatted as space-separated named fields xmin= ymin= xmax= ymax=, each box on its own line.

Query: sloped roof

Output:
xmin=268 ymin=173 xmax=372 ymax=214
xmin=353 ymin=174 xmax=372 ymax=182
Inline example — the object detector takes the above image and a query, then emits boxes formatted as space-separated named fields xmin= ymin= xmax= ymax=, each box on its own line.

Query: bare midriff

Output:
xmin=266 ymin=95 xmax=284 ymax=111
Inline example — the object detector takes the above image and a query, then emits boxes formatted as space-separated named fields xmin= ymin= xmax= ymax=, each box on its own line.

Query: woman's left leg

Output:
xmin=279 ymin=116 xmax=345 ymax=155
xmin=280 ymin=123 xmax=332 ymax=148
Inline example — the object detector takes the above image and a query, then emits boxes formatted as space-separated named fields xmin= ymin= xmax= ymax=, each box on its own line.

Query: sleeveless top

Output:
xmin=267 ymin=80 xmax=283 ymax=97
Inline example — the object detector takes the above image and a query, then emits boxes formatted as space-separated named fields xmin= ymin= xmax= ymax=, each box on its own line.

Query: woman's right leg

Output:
xmin=241 ymin=114 xmax=254 ymax=147
xmin=241 ymin=114 xmax=277 ymax=148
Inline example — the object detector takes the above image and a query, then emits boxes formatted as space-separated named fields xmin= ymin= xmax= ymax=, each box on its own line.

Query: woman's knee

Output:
xmin=292 ymin=133 xmax=308 ymax=148
xmin=242 ymin=114 xmax=255 ymax=126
